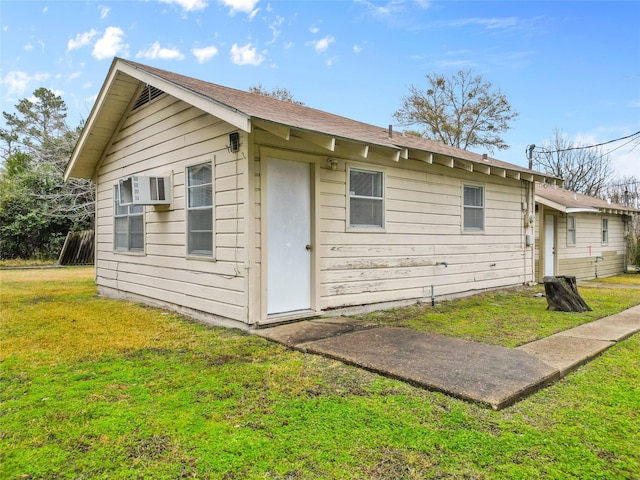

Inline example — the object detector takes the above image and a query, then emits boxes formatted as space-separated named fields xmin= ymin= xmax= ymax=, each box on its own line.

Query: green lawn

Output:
xmin=586 ymin=273 xmax=640 ymax=286
xmin=355 ymin=283 xmax=640 ymax=347
xmin=1 ymin=267 xmax=639 ymax=479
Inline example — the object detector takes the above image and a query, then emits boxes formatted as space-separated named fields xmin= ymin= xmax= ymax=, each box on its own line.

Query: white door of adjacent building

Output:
xmin=544 ymin=215 xmax=555 ymax=276
xmin=266 ymin=158 xmax=312 ymax=315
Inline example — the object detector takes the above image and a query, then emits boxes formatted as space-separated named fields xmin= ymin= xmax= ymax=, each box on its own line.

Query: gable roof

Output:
xmin=535 ymin=183 xmax=639 ymax=215
xmin=65 ymin=57 xmax=562 ymax=185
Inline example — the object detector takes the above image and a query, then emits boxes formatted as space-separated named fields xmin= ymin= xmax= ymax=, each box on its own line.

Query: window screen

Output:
xmin=349 ymin=168 xmax=384 ymax=228
xmin=113 ymin=186 xmax=144 ymax=252
xmin=463 ymin=185 xmax=484 ymax=231
xmin=567 ymin=216 xmax=576 ymax=244
xmin=187 ymin=162 xmax=213 ymax=256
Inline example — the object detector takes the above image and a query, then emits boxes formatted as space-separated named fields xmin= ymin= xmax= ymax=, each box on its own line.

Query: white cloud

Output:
xmin=310 ymin=35 xmax=334 ymax=53
xmin=68 ymin=72 xmax=82 ymax=81
xmin=82 ymin=82 xmax=93 ymax=89
xmin=356 ymin=0 xmax=403 ymax=17
xmin=248 ymin=7 xmax=260 ymax=20
xmin=92 ymin=27 xmax=128 ymax=60
xmin=24 ymin=43 xmax=34 ymax=51
xmin=448 ymin=17 xmax=520 ymax=30
xmin=1 ymin=71 xmax=50 ymax=97
xmin=192 ymin=45 xmax=219 ymax=63
xmin=42 ymin=6 xmax=48 ymax=13
xmin=309 ymin=25 xmax=320 ymax=34
xmin=136 ymin=42 xmax=185 ymax=60
xmin=353 ymin=45 xmax=362 ymax=53
xmin=99 ymin=5 xmax=110 ymax=19
xmin=220 ymin=0 xmax=259 ymax=15
xmin=68 ymin=29 xmax=99 ymax=52
xmin=159 ymin=0 xmax=208 ymax=12
xmin=267 ymin=15 xmax=284 ymax=45
xmin=230 ymin=43 xmax=264 ymax=66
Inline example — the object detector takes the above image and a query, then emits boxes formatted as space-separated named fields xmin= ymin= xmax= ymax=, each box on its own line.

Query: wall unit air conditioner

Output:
xmin=118 ymin=175 xmax=171 ymax=206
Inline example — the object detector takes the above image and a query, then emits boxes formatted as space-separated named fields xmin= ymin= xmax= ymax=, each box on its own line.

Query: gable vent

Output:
xmin=132 ymin=85 xmax=164 ymax=111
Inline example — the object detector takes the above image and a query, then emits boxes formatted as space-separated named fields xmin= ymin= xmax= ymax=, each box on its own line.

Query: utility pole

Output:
xmin=527 ymin=144 xmax=535 ymax=170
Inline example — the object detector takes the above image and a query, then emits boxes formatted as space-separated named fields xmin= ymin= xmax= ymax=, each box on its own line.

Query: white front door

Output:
xmin=544 ymin=215 xmax=555 ymax=276
xmin=267 ymin=158 xmax=312 ymax=315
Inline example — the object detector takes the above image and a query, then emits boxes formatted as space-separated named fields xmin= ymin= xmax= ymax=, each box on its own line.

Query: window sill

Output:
xmin=347 ymin=226 xmax=386 ymax=233
xmin=113 ymin=250 xmax=146 ymax=256
xmin=186 ymin=254 xmax=217 ymax=262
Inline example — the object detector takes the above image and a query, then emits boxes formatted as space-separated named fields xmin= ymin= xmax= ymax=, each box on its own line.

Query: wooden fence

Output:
xmin=58 ymin=230 xmax=95 ymax=265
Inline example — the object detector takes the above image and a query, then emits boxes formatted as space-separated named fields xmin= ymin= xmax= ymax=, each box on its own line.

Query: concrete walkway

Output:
xmin=253 ymin=304 xmax=640 ymax=410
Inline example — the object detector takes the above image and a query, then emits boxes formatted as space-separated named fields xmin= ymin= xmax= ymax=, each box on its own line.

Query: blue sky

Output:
xmin=2 ymin=0 xmax=639 ymax=177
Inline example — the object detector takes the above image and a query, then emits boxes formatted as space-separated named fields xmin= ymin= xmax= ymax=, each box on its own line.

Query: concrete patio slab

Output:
xmin=252 ymin=303 xmax=639 ymax=410
xmin=254 ymin=317 xmax=377 ymax=347
xmin=307 ymin=328 xmax=560 ymax=410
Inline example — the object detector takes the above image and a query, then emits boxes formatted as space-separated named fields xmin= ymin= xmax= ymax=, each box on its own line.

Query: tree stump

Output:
xmin=543 ymin=276 xmax=592 ymax=312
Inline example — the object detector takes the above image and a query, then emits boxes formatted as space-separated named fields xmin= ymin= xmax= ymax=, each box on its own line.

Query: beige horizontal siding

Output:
xmin=314 ymin=154 xmax=533 ymax=309
xmin=95 ymin=97 xmax=248 ymax=323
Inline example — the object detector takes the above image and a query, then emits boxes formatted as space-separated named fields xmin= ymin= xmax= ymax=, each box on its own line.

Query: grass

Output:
xmin=354 ymin=283 xmax=640 ymax=347
xmin=1 ymin=267 xmax=639 ymax=479
xmin=0 ymin=258 xmax=59 ymax=268
xmin=586 ymin=273 xmax=640 ymax=285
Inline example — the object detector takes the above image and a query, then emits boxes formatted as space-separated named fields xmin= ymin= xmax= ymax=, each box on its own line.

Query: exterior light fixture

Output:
xmin=327 ymin=158 xmax=338 ymax=171
xmin=228 ymin=132 xmax=240 ymax=153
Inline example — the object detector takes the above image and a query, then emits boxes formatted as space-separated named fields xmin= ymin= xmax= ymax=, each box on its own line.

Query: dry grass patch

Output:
xmin=1 ymin=267 xmax=263 ymax=366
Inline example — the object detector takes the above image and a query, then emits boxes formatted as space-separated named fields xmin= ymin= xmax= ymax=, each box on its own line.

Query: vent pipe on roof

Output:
xmin=388 ymin=125 xmax=393 ymax=138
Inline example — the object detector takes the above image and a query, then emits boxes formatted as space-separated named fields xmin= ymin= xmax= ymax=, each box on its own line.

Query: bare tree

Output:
xmin=605 ymin=176 xmax=640 ymax=209
xmin=534 ymin=129 xmax=613 ymax=197
xmin=393 ymin=69 xmax=519 ymax=153
xmin=249 ymin=84 xmax=305 ymax=105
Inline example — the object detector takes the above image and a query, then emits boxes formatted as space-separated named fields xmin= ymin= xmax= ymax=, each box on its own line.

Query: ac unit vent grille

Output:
xmin=132 ymin=85 xmax=164 ymax=111
xmin=118 ymin=175 xmax=172 ymax=206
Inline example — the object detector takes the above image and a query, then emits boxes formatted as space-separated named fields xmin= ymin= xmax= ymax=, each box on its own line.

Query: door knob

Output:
xmin=305 ymin=244 xmax=312 ymax=251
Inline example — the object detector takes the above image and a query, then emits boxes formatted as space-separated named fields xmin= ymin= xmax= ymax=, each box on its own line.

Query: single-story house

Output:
xmin=65 ymin=57 xmax=561 ymax=330
xmin=535 ymin=183 xmax=638 ymax=281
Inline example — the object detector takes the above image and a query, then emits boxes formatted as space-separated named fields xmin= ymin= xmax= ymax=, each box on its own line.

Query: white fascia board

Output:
xmin=566 ymin=207 xmax=601 ymax=214
xmin=65 ymin=59 xmax=122 ymax=181
xmin=535 ymin=195 xmax=567 ymax=213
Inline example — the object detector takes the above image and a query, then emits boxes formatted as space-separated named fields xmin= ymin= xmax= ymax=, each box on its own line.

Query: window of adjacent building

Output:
xmin=463 ymin=185 xmax=484 ymax=232
xmin=349 ymin=167 xmax=384 ymax=229
xmin=186 ymin=162 xmax=214 ymax=256
xmin=602 ymin=218 xmax=609 ymax=244
xmin=114 ymin=186 xmax=144 ymax=252
xmin=567 ymin=215 xmax=576 ymax=245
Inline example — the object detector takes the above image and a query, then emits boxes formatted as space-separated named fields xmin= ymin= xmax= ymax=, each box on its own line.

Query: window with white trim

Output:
xmin=114 ymin=186 xmax=144 ymax=252
xmin=186 ymin=162 xmax=213 ymax=256
xmin=567 ymin=215 xmax=576 ymax=245
xmin=463 ymin=185 xmax=484 ymax=232
xmin=602 ymin=218 xmax=609 ymax=244
xmin=349 ymin=167 xmax=384 ymax=229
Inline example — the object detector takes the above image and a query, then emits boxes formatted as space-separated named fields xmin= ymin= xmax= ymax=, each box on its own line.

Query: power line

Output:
xmin=534 ymin=130 xmax=640 ymax=154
